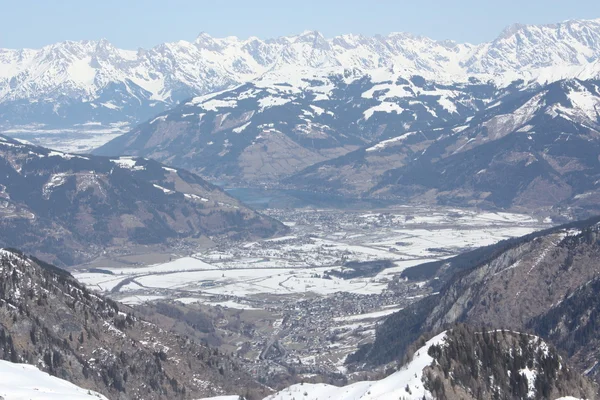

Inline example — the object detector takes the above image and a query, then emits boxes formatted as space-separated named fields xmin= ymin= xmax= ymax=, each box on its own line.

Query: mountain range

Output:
xmin=95 ymin=68 xmax=600 ymax=216
xmin=2 ymin=18 xmax=600 ymax=133
xmin=4 ymin=16 xmax=600 ymax=400
xmin=286 ymin=77 xmax=600 ymax=216
xmin=267 ymin=327 xmax=595 ymax=400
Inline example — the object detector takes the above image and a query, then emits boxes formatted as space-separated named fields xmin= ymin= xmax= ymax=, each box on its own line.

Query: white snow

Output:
xmin=47 ymin=150 xmax=89 ymax=160
xmin=232 ymin=121 xmax=251 ymax=133
xmin=265 ymin=332 xmax=447 ymax=400
xmin=150 ymin=115 xmax=168 ymax=124
xmin=74 ymin=208 xmax=545 ymax=302
xmin=42 ymin=173 xmax=69 ymax=198
xmin=3 ymin=20 xmax=600 ymax=126
xmin=366 ymin=131 xmax=417 ymax=152
xmin=100 ymin=101 xmax=121 ymax=110
xmin=333 ymin=307 xmax=403 ymax=322
xmin=109 ymin=157 xmax=146 ymax=171
xmin=0 ymin=360 xmax=108 ymax=400
xmin=258 ymin=96 xmax=291 ymax=111
xmin=153 ymin=184 xmax=174 ymax=194
xmin=200 ymin=99 xmax=238 ymax=112
xmin=66 ymin=57 xmax=96 ymax=88
xmin=438 ymin=97 xmax=458 ymax=114
xmin=184 ymin=193 xmax=210 ymax=202
xmin=363 ymin=102 xmax=404 ymax=120
xmin=565 ymin=81 xmax=600 ymax=121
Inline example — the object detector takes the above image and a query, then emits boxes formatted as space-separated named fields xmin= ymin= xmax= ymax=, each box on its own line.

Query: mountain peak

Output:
xmin=497 ymin=22 xmax=528 ymax=39
xmin=194 ymin=31 xmax=220 ymax=49
xmin=294 ymin=30 xmax=326 ymax=43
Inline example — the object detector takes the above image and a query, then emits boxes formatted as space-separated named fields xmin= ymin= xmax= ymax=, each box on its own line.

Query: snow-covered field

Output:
xmin=0 ymin=360 xmax=108 ymax=400
xmin=75 ymin=207 xmax=548 ymax=308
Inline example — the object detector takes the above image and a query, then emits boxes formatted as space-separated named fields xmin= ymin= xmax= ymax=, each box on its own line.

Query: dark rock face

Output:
xmin=0 ymin=135 xmax=285 ymax=266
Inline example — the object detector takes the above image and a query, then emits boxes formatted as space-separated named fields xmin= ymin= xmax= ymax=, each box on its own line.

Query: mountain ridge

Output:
xmin=0 ymin=134 xmax=285 ymax=266
xmin=2 ymin=18 xmax=600 ymax=132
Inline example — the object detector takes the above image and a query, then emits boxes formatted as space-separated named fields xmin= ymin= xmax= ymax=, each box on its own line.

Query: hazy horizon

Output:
xmin=1 ymin=0 xmax=599 ymax=49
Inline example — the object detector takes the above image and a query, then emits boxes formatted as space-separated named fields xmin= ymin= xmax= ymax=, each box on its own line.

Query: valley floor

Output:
xmin=5 ymin=126 xmax=127 ymax=153
xmin=73 ymin=206 xmax=549 ymax=383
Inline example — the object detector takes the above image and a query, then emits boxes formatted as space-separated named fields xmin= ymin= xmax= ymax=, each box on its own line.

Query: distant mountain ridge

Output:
xmin=0 ymin=134 xmax=285 ymax=266
xmin=2 ymin=18 xmax=600 ymax=131
xmin=94 ymin=69 xmax=501 ymax=182
xmin=95 ymin=70 xmax=600 ymax=216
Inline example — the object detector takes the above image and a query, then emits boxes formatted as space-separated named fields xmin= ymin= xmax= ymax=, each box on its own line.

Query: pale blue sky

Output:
xmin=1 ymin=0 xmax=600 ymax=49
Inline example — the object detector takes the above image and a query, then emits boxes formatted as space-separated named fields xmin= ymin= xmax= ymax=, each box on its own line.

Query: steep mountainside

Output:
xmin=529 ymin=275 xmax=600 ymax=384
xmin=266 ymin=327 xmax=595 ymax=400
xmin=2 ymin=19 xmax=600 ymax=132
xmin=351 ymin=217 xmax=600 ymax=386
xmin=288 ymin=78 xmax=600 ymax=215
xmin=0 ymin=135 xmax=284 ymax=266
xmin=0 ymin=248 xmax=269 ymax=399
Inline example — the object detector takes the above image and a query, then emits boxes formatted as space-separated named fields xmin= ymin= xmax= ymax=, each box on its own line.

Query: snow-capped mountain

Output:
xmin=266 ymin=327 xmax=593 ymax=400
xmin=2 ymin=18 xmax=600 ymax=133
xmin=96 ymin=69 xmax=600 ymax=217
xmin=355 ymin=216 xmax=600 ymax=387
xmin=267 ymin=332 xmax=448 ymax=400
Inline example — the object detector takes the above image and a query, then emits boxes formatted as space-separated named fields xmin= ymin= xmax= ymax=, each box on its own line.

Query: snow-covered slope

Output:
xmin=2 ymin=19 xmax=600 ymax=132
xmin=264 ymin=326 xmax=595 ymax=400
xmin=0 ymin=360 xmax=108 ymax=400
xmin=265 ymin=332 xmax=447 ymax=400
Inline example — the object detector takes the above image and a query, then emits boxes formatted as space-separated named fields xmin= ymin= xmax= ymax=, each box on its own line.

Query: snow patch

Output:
xmin=363 ymin=102 xmax=404 ymax=120
xmin=0 ymin=359 xmax=108 ymax=400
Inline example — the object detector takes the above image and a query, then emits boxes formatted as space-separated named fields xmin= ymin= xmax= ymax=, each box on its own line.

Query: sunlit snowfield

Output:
xmin=75 ymin=206 xmax=549 ymax=308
